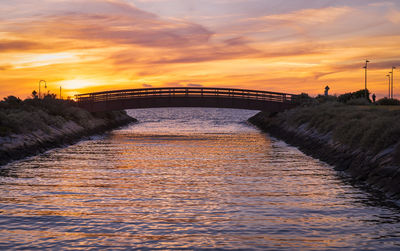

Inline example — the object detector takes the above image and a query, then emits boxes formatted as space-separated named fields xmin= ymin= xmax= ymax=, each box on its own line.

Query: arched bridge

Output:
xmin=75 ymin=87 xmax=299 ymax=112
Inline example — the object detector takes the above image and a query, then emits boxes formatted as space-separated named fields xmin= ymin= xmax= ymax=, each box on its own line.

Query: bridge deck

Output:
xmin=75 ymin=87 xmax=299 ymax=112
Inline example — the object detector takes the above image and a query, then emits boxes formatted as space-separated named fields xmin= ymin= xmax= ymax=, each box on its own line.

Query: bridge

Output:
xmin=75 ymin=87 xmax=299 ymax=112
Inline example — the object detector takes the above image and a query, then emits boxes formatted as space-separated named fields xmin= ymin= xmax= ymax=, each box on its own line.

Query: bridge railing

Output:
xmin=75 ymin=87 xmax=299 ymax=104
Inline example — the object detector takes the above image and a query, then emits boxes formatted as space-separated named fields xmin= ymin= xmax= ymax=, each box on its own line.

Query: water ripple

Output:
xmin=0 ymin=108 xmax=400 ymax=249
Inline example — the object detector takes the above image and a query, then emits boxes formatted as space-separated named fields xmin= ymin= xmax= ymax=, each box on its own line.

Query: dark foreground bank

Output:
xmin=249 ymin=103 xmax=400 ymax=199
xmin=0 ymin=96 xmax=136 ymax=166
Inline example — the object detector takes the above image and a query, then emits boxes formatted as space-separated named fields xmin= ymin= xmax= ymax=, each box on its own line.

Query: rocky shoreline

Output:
xmin=0 ymin=111 xmax=136 ymax=166
xmin=249 ymin=111 xmax=400 ymax=199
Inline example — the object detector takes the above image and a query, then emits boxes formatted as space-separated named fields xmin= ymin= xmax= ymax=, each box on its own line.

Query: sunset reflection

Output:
xmin=1 ymin=108 xmax=399 ymax=249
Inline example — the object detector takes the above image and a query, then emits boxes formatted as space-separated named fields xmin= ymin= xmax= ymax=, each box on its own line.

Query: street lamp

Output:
xmin=38 ymin=80 xmax=47 ymax=99
xmin=387 ymin=74 xmax=391 ymax=98
xmin=389 ymin=71 xmax=393 ymax=99
xmin=392 ymin=66 xmax=396 ymax=99
xmin=363 ymin=59 xmax=370 ymax=99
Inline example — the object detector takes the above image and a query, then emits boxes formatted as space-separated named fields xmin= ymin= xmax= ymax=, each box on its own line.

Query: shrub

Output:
xmin=376 ymin=98 xmax=400 ymax=106
xmin=315 ymin=95 xmax=338 ymax=104
xmin=338 ymin=89 xmax=371 ymax=104
xmin=2 ymin=96 xmax=22 ymax=108
xmin=346 ymin=98 xmax=371 ymax=106
xmin=294 ymin=93 xmax=317 ymax=106
xmin=337 ymin=92 xmax=352 ymax=103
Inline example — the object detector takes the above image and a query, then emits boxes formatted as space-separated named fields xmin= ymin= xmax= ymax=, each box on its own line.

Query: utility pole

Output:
xmin=392 ymin=66 xmax=396 ymax=99
xmin=389 ymin=71 xmax=393 ymax=99
xmin=363 ymin=60 xmax=369 ymax=99
xmin=38 ymin=80 xmax=47 ymax=99
xmin=387 ymin=74 xmax=391 ymax=98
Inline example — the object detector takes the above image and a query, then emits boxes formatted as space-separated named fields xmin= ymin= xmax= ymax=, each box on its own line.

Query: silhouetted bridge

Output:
xmin=75 ymin=87 xmax=299 ymax=112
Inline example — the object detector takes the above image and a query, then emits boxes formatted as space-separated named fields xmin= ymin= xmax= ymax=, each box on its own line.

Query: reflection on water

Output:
xmin=1 ymin=108 xmax=400 ymax=249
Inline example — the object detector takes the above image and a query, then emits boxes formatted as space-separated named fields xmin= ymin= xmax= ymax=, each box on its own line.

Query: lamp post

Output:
xmin=387 ymin=74 xmax=391 ymax=98
xmin=389 ymin=71 xmax=393 ymax=99
xmin=363 ymin=60 xmax=370 ymax=99
xmin=392 ymin=66 xmax=396 ymax=99
xmin=38 ymin=80 xmax=47 ymax=99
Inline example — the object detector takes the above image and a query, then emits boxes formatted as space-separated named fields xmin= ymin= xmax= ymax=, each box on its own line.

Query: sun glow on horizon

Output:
xmin=61 ymin=79 xmax=103 ymax=90
xmin=0 ymin=0 xmax=400 ymax=99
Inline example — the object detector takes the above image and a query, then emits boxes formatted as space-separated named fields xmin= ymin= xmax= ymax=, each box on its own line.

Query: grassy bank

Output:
xmin=0 ymin=96 xmax=130 ymax=136
xmin=0 ymin=96 xmax=136 ymax=165
xmin=249 ymin=102 xmax=400 ymax=198
xmin=280 ymin=102 xmax=400 ymax=156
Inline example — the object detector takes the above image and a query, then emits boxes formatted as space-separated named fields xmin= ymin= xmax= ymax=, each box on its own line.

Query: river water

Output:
xmin=1 ymin=108 xmax=400 ymax=249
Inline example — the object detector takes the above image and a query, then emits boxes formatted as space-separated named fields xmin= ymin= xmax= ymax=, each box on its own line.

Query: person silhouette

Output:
xmin=372 ymin=93 xmax=376 ymax=103
xmin=324 ymin=86 xmax=330 ymax=96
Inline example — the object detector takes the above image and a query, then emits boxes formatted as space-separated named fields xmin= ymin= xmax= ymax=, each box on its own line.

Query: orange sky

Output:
xmin=1 ymin=0 xmax=400 ymax=99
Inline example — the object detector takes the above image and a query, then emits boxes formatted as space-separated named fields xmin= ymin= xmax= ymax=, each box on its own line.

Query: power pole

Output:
xmin=363 ymin=60 xmax=369 ymax=99
xmin=387 ymin=74 xmax=391 ymax=98
xmin=392 ymin=66 xmax=396 ymax=99
xmin=39 ymin=80 xmax=47 ymax=99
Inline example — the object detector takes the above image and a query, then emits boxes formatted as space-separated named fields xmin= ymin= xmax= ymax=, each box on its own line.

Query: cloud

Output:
xmin=368 ymin=60 xmax=400 ymax=70
xmin=0 ymin=40 xmax=45 ymax=52
xmin=386 ymin=9 xmax=400 ymax=24
xmin=326 ymin=60 xmax=400 ymax=74
xmin=0 ymin=65 xmax=11 ymax=71
xmin=57 ymin=14 xmax=212 ymax=48
xmin=162 ymin=82 xmax=184 ymax=87
xmin=240 ymin=6 xmax=352 ymax=34
xmin=3 ymin=1 xmax=213 ymax=49
xmin=1 ymin=0 xmax=400 ymax=99
xmin=259 ymin=6 xmax=351 ymax=25
xmin=151 ymin=44 xmax=258 ymax=64
xmin=187 ymin=83 xmax=203 ymax=87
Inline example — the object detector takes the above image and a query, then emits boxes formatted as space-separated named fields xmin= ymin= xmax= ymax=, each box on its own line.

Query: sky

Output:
xmin=1 ymin=0 xmax=400 ymax=99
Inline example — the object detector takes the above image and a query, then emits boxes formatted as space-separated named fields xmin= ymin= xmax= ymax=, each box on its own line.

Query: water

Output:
xmin=1 ymin=108 xmax=400 ymax=249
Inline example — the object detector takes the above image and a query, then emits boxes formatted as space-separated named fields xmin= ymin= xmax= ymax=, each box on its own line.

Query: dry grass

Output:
xmin=278 ymin=102 xmax=400 ymax=154
xmin=356 ymin=105 xmax=400 ymax=111
xmin=0 ymin=96 xmax=129 ymax=136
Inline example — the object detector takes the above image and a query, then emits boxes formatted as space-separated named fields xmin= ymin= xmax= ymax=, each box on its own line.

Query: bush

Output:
xmin=2 ymin=96 xmax=22 ymax=108
xmin=338 ymin=89 xmax=371 ymax=104
xmin=294 ymin=93 xmax=317 ymax=106
xmin=315 ymin=95 xmax=338 ymax=104
xmin=346 ymin=98 xmax=371 ymax=106
xmin=376 ymin=98 xmax=400 ymax=106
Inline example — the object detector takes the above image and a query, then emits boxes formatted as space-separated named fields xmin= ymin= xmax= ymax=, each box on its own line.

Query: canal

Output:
xmin=1 ymin=108 xmax=400 ymax=249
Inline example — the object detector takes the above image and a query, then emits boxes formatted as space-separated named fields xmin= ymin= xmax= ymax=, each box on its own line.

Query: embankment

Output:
xmin=0 ymin=97 xmax=136 ymax=166
xmin=249 ymin=103 xmax=400 ymax=199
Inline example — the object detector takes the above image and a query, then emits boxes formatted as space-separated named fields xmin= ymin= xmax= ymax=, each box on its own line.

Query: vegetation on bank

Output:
xmin=298 ymin=89 xmax=400 ymax=106
xmin=0 ymin=95 xmax=131 ymax=137
xmin=277 ymin=89 xmax=400 ymax=156
xmin=281 ymin=103 xmax=400 ymax=154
